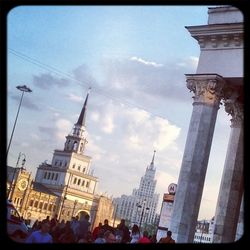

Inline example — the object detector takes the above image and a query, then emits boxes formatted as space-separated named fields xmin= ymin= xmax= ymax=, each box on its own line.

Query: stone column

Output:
xmin=235 ymin=194 xmax=244 ymax=241
xmin=169 ymin=74 xmax=225 ymax=243
xmin=213 ymin=94 xmax=243 ymax=243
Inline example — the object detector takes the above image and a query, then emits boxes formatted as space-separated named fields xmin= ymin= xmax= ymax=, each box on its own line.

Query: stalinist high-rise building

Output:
xmin=113 ymin=151 xmax=159 ymax=227
xmin=35 ymin=89 xmax=98 ymax=220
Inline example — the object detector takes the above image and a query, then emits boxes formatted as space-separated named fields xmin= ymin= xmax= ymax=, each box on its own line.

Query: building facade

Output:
xmin=7 ymin=89 xmax=114 ymax=226
xmin=193 ymin=217 xmax=215 ymax=243
xmin=113 ymin=151 xmax=159 ymax=228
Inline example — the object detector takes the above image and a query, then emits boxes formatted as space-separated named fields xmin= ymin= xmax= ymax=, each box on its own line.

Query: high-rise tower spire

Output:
xmin=149 ymin=150 xmax=156 ymax=170
xmin=75 ymin=87 xmax=91 ymax=127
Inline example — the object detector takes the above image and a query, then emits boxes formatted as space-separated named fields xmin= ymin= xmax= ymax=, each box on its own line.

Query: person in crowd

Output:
xmin=158 ymin=230 xmax=175 ymax=243
xmin=103 ymin=230 xmax=116 ymax=243
xmin=76 ymin=214 xmax=90 ymax=242
xmin=26 ymin=220 xmax=53 ymax=243
xmin=101 ymin=219 xmax=114 ymax=234
xmin=94 ymin=229 xmax=106 ymax=244
xmin=130 ymin=224 xmax=140 ymax=243
xmin=57 ymin=221 xmax=75 ymax=243
xmin=150 ymin=234 xmax=157 ymax=243
xmin=137 ymin=230 xmax=151 ymax=243
xmin=92 ymin=222 xmax=102 ymax=240
xmin=115 ymin=219 xmax=130 ymax=243
xmin=70 ymin=216 xmax=80 ymax=241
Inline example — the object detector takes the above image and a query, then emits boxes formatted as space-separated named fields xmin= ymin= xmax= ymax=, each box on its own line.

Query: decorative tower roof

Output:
xmin=75 ymin=87 xmax=91 ymax=127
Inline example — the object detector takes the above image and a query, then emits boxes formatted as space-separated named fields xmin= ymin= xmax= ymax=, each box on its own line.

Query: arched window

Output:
xmin=77 ymin=179 xmax=81 ymax=185
xmin=48 ymin=172 xmax=51 ymax=179
xmin=81 ymin=180 xmax=85 ymax=186
xmin=78 ymin=165 xmax=81 ymax=171
xmin=80 ymin=143 xmax=84 ymax=152
xmin=82 ymin=168 xmax=85 ymax=173
xmin=86 ymin=181 xmax=90 ymax=188
xmin=73 ymin=141 xmax=77 ymax=150
xmin=51 ymin=173 xmax=55 ymax=180
xmin=72 ymin=164 xmax=75 ymax=169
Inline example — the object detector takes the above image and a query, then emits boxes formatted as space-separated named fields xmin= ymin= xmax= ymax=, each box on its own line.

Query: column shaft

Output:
xmin=213 ymin=99 xmax=243 ymax=242
xmin=170 ymin=74 xmax=225 ymax=243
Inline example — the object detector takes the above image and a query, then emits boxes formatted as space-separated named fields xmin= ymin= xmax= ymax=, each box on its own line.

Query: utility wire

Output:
xmin=8 ymin=48 xmax=169 ymax=121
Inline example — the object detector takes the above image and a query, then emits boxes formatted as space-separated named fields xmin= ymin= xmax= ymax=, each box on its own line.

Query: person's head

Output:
xmin=132 ymin=224 xmax=140 ymax=234
xmin=104 ymin=230 xmax=116 ymax=243
xmin=40 ymin=220 xmax=50 ymax=234
xmin=98 ymin=222 xmax=102 ymax=227
xmin=167 ymin=230 xmax=172 ymax=237
xmin=120 ymin=219 xmax=125 ymax=225
xmin=46 ymin=216 xmax=50 ymax=220
xmin=143 ymin=231 xmax=149 ymax=238
xmin=104 ymin=219 xmax=109 ymax=225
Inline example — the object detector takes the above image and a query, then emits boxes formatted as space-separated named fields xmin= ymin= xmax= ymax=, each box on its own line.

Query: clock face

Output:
xmin=18 ymin=179 xmax=28 ymax=191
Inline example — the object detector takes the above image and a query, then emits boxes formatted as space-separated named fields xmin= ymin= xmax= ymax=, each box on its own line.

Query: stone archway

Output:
xmin=76 ymin=210 xmax=89 ymax=220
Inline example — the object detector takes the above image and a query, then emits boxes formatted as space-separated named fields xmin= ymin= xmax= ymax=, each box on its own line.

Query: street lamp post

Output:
xmin=72 ymin=200 xmax=78 ymax=218
xmin=8 ymin=152 xmax=26 ymax=200
xmin=138 ymin=200 xmax=150 ymax=232
xmin=6 ymin=85 xmax=32 ymax=158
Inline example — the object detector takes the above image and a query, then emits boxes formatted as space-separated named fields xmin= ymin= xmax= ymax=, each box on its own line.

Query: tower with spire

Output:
xmin=35 ymin=88 xmax=98 ymax=221
xmin=113 ymin=150 xmax=159 ymax=227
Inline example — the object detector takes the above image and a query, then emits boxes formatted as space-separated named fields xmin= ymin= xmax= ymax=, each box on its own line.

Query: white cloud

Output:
xmin=130 ymin=56 xmax=163 ymax=67
xmin=90 ymin=111 xmax=100 ymax=122
xmin=55 ymin=119 xmax=72 ymax=140
xmin=67 ymin=93 xmax=84 ymax=103
xmin=102 ymin=115 xmax=115 ymax=134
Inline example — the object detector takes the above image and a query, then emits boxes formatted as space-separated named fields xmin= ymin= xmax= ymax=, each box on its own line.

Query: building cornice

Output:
xmin=186 ymin=23 xmax=243 ymax=50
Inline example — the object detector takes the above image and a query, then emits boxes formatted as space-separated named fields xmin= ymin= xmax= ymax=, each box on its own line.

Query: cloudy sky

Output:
xmin=7 ymin=5 xmax=231 ymax=220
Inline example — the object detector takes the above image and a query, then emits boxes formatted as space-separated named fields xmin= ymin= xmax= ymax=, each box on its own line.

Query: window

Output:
xmin=44 ymin=172 xmax=47 ymax=179
xmin=51 ymin=173 xmax=55 ymax=180
xmin=81 ymin=180 xmax=85 ymax=186
xmin=64 ymin=161 xmax=67 ymax=167
xmin=59 ymin=161 xmax=62 ymax=166
xmin=80 ymin=143 xmax=83 ymax=152
xmin=34 ymin=201 xmax=38 ymax=208
xmin=29 ymin=200 xmax=34 ymax=207
xmin=55 ymin=161 xmax=58 ymax=166
xmin=77 ymin=179 xmax=81 ymax=185
xmin=44 ymin=203 xmax=48 ymax=210
xmin=86 ymin=181 xmax=89 ymax=188
xmin=78 ymin=165 xmax=81 ymax=171
xmin=39 ymin=202 xmax=43 ymax=209
xmin=48 ymin=204 xmax=52 ymax=211
xmin=74 ymin=178 xmax=77 ymax=184
xmin=83 ymin=168 xmax=85 ymax=173
xmin=55 ymin=173 xmax=58 ymax=181
xmin=48 ymin=172 xmax=51 ymax=179
xmin=72 ymin=164 xmax=75 ymax=169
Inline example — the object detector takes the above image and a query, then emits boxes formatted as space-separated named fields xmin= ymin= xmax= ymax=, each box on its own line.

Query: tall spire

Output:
xmin=75 ymin=87 xmax=91 ymax=127
xmin=150 ymin=150 xmax=156 ymax=169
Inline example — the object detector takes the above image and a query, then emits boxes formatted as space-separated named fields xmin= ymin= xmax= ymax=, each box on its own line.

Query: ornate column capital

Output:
xmin=186 ymin=74 xmax=225 ymax=107
xmin=223 ymin=88 xmax=243 ymax=127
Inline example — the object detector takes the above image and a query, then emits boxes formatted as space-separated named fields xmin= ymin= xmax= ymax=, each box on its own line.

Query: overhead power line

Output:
xmin=8 ymin=48 xmax=170 ymax=122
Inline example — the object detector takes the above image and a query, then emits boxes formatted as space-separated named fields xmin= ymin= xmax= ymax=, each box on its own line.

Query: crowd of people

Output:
xmin=25 ymin=215 xmax=175 ymax=244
